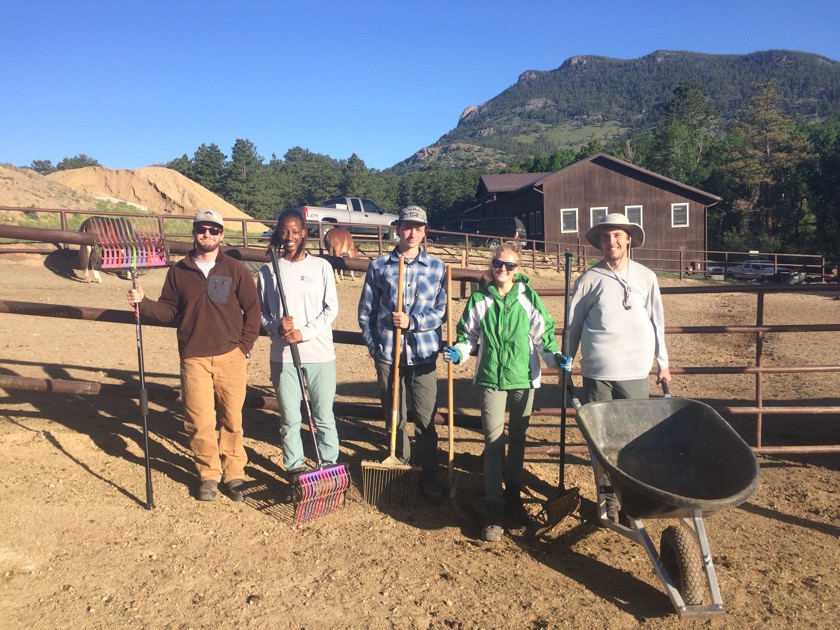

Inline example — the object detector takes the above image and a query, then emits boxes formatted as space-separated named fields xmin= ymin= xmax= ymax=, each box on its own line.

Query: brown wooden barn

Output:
xmin=470 ymin=153 xmax=722 ymax=271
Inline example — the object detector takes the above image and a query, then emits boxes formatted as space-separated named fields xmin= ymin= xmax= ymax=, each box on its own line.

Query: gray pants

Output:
xmin=582 ymin=377 xmax=648 ymax=512
xmin=481 ymin=387 xmax=534 ymax=503
xmin=582 ymin=377 xmax=649 ymax=403
xmin=374 ymin=360 xmax=439 ymax=482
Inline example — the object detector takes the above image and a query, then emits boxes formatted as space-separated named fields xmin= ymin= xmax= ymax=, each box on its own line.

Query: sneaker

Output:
xmin=198 ymin=479 xmax=218 ymax=501
xmin=504 ymin=485 xmax=534 ymax=527
xmin=421 ymin=480 xmax=444 ymax=505
xmin=287 ymin=466 xmax=307 ymax=480
xmin=481 ymin=501 xmax=505 ymax=542
xmin=224 ymin=479 xmax=246 ymax=503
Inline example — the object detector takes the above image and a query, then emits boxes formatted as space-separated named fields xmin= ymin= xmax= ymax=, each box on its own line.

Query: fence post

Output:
xmin=755 ymin=291 xmax=765 ymax=448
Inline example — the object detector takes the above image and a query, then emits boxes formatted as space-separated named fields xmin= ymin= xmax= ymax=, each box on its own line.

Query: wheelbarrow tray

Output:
xmin=576 ymin=397 xmax=760 ymax=519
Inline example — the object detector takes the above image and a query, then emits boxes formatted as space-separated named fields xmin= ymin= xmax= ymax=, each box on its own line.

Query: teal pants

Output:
xmin=271 ymin=359 xmax=339 ymax=470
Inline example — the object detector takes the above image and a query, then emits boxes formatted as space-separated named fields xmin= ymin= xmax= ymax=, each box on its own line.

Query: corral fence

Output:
xmin=2 ymin=207 xmax=832 ymax=282
xmin=0 ymin=226 xmax=838 ymax=456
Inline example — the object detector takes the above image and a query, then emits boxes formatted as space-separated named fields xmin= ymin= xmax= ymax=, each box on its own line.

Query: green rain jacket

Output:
xmin=453 ymin=273 xmax=559 ymax=390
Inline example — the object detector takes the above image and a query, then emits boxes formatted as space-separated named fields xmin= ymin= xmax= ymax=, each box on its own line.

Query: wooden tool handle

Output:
xmin=389 ymin=255 xmax=405 ymax=458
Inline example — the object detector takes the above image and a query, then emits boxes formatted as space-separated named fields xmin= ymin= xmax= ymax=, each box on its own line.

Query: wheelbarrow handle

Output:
xmin=661 ymin=380 xmax=671 ymax=398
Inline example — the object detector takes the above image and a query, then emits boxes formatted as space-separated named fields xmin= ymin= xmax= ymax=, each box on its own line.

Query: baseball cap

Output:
xmin=193 ymin=209 xmax=224 ymax=229
xmin=398 ymin=205 xmax=427 ymax=225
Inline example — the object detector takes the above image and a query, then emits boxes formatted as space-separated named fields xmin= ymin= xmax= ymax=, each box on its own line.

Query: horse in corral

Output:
xmin=78 ymin=216 xmax=137 ymax=283
xmin=323 ymin=227 xmax=359 ymax=282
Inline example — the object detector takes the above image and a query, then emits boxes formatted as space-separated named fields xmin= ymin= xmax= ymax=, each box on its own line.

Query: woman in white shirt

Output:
xmin=257 ymin=209 xmax=340 ymax=474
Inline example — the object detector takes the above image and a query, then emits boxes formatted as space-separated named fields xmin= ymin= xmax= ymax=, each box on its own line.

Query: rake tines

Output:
xmin=292 ymin=464 xmax=351 ymax=526
xmin=361 ymin=460 xmax=421 ymax=508
xmin=90 ymin=216 xmax=169 ymax=271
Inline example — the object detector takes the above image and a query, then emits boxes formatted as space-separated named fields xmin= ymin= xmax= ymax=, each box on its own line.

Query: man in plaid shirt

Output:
xmin=358 ymin=205 xmax=447 ymax=504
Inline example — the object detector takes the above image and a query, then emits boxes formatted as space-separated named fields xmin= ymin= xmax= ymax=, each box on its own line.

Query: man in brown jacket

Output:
xmin=127 ymin=210 xmax=261 ymax=502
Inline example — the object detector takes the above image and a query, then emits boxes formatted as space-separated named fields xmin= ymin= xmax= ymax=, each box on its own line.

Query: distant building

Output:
xmin=470 ymin=153 xmax=721 ymax=271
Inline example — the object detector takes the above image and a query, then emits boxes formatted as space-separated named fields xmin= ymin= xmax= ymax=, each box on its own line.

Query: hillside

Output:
xmin=0 ymin=165 xmax=260 ymax=231
xmin=396 ymin=49 xmax=840 ymax=171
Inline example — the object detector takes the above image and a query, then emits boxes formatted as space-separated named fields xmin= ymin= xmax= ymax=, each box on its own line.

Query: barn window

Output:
xmin=590 ymin=207 xmax=608 ymax=226
xmin=625 ymin=205 xmax=643 ymax=226
xmin=535 ymin=210 xmax=543 ymax=237
xmin=561 ymin=208 xmax=578 ymax=233
xmin=671 ymin=203 xmax=689 ymax=227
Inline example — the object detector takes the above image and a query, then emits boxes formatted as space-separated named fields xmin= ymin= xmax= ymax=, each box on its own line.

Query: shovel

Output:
xmin=533 ymin=251 xmax=580 ymax=536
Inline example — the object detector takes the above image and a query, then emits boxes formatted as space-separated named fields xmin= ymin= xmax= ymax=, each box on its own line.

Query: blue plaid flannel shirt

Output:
xmin=358 ymin=249 xmax=447 ymax=366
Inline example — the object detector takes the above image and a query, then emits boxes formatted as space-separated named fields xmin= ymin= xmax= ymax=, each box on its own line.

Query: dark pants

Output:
xmin=375 ymin=360 xmax=439 ymax=482
xmin=582 ymin=377 xmax=649 ymax=403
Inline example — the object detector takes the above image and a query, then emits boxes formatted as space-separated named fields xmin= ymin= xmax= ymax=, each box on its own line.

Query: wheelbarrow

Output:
xmin=573 ymin=383 xmax=760 ymax=618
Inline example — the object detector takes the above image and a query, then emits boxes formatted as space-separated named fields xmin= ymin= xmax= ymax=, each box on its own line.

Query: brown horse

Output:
xmin=78 ymin=216 xmax=136 ymax=283
xmin=323 ymin=227 xmax=359 ymax=282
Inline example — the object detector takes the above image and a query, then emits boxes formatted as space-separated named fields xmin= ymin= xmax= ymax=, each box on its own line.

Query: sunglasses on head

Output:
xmin=491 ymin=259 xmax=517 ymax=271
xmin=194 ymin=225 xmax=223 ymax=236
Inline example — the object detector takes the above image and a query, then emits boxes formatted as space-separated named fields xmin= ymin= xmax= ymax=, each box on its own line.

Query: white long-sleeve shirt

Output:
xmin=257 ymin=254 xmax=338 ymax=364
xmin=566 ymin=260 xmax=669 ymax=381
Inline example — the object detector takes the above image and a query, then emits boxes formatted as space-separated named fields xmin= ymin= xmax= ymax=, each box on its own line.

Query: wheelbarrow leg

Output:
xmin=680 ymin=512 xmax=725 ymax=613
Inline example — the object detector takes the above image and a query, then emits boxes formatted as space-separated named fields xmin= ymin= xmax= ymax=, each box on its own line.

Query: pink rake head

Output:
xmin=292 ymin=464 xmax=351 ymax=526
xmin=92 ymin=216 xmax=169 ymax=271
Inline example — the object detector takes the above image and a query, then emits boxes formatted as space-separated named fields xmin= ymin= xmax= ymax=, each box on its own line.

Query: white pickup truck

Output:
xmin=292 ymin=197 xmax=399 ymax=239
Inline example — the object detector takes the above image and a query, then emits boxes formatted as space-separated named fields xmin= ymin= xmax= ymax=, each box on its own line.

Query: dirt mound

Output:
xmin=0 ymin=165 xmax=95 ymax=214
xmin=47 ymin=166 xmax=253 ymax=222
xmin=0 ymin=164 xmax=265 ymax=232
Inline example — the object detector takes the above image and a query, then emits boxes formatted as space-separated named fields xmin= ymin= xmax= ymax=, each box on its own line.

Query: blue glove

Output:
xmin=554 ymin=353 xmax=572 ymax=372
xmin=442 ymin=346 xmax=461 ymax=364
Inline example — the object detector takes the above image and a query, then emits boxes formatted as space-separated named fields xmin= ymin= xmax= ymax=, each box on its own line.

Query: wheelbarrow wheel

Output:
xmin=660 ymin=525 xmax=705 ymax=606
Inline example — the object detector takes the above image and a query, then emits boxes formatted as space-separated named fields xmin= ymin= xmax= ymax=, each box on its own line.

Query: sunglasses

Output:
xmin=194 ymin=226 xmax=223 ymax=236
xmin=491 ymin=259 xmax=517 ymax=271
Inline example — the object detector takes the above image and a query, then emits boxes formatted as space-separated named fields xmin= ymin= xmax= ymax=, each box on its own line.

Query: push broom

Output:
xmin=268 ymin=248 xmax=350 ymax=526
xmin=362 ymin=255 xmax=421 ymax=508
xmin=93 ymin=216 xmax=169 ymax=509
xmin=534 ymin=251 xmax=580 ymax=536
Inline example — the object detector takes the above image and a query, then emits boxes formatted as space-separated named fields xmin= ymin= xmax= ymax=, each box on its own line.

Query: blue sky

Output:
xmin=2 ymin=0 xmax=839 ymax=172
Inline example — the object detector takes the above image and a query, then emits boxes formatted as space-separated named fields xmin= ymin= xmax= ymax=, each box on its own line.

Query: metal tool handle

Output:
xmin=559 ymin=251 xmax=572 ymax=489
xmin=131 ymin=269 xmax=155 ymax=509
xmin=446 ymin=265 xmax=454 ymax=488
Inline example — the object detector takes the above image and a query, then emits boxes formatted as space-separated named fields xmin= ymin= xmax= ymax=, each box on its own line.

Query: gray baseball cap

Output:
xmin=193 ymin=209 xmax=224 ymax=228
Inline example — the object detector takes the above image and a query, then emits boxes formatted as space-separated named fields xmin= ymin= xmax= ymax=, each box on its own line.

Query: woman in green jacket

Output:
xmin=444 ymin=242 xmax=563 ymax=542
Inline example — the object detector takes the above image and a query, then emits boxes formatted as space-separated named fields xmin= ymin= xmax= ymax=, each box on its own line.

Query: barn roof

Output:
xmin=477 ymin=153 xmax=721 ymax=204
xmin=477 ymin=172 xmax=551 ymax=196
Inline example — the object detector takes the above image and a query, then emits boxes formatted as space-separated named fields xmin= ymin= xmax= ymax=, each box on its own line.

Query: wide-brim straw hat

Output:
xmin=585 ymin=213 xmax=645 ymax=249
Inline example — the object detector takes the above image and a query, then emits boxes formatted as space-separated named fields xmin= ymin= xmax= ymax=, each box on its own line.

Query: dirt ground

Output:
xmin=1 ymin=250 xmax=838 ymax=629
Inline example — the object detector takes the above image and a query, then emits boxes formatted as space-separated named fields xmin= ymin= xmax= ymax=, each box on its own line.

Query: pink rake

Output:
xmin=91 ymin=216 xmax=169 ymax=273
xmin=292 ymin=463 xmax=351 ymax=527
xmin=90 ymin=215 xmax=169 ymax=510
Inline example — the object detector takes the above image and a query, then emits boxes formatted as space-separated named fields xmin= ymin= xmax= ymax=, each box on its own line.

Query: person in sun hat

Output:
xmin=442 ymin=241 xmax=562 ymax=542
xmin=358 ymin=204 xmax=448 ymax=505
xmin=563 ymin=212 xmax=671 ymax=522
xmin=126 ymin=209 xmax=261 ymax=503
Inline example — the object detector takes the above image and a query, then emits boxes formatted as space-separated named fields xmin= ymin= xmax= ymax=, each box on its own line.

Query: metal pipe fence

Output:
xmin=1 ymin=208 xmax=838 ymax=455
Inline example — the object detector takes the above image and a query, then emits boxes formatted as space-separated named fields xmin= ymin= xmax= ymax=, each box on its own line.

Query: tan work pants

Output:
xmin=180 ymin=347 xmax=248 ymax=482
